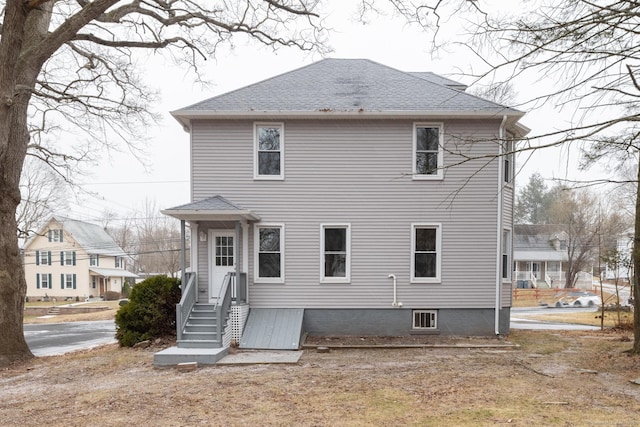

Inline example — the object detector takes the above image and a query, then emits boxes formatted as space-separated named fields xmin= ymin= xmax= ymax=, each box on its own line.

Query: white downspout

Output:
xmin=495 ymin=115 xmax=508 ymax=336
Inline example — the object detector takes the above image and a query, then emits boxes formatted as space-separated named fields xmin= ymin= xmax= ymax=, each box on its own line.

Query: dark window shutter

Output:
xmin=97 ymin=254 xmax=99 ymax=266
xmin=36 ymin=274 xmax=40 ymax=289
xmin=48 ymin=274 xmax=52 ymax=289
xmin=61 ymin=274 xmax=64 ymax=289
xmin=36 ymin=251 xmax=40 ymax=266
xmin=72 ymin=274 xmax=76 ymax=289
xmin=60 ymin=251 xmax=64 ymax=265
xmin=48 ymin=251 xmax=52 ymax=266
xmin=72 ymin=252 xmax=76 ymax=266
xmin=60 ymin=232 xmax=63 ymax=242
xmin=48 ymin=230 xmax=52 ymax=242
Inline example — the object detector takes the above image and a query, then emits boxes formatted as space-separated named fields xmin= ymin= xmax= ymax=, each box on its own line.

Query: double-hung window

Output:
xmin=90 ymin=254 xmax=99 ymax=266
xmin=62 ymin=273 xmax=76 ymax=289
xmin=48 ymin=229 xmax=63 ymax=242
xmin=411 ymin=224 xmax=441 ymax=283
xmin=255 ymin=225 xmax=284 ymax=283
xmin=254 ymin=123 xmax=284 ymax=179
xmin=37 ymin=273 xmax=52 ymax=289
xmin=61 ymin=251 xmax=76 ymax=266
xmin=502 ymin=229 xmax=512 ymax=280
xmin=321 ymin=224 xmax=351 ymax=283
xmin=36 ymin=250 xmax=51 ymax=266
xmin=503 ymin=140 xmax=514 ymax=184
xmin=413 ymin=123 xmax=443 ymax=179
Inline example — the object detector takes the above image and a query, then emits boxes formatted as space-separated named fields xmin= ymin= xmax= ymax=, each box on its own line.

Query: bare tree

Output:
xmin=16 ymin=156 xmax=69 ymax=238
xmin=415 ymin=0 xmax=640 ymax=353
xmin=135 ymin=200 xmax=184 ymax=278
xmin=0 ymin=0 xmax=329 ymax=365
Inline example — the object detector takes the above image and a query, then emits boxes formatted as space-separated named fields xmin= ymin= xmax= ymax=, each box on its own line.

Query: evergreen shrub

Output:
xmin=115 ymin=275 xmax=181 ymax=347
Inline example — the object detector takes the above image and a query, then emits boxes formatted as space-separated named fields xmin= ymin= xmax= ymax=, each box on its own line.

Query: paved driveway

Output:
xmin=24 ymin=320 xmax=116 ymax=356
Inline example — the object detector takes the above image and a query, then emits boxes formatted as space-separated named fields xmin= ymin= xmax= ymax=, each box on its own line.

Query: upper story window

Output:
xmin=413 ymin=123 xmax=444 ymax=179
xmin=504 ymin=140 xmax=514 ymax=184
xmin=115 ymin=256 xmax=123 ymax=268
xmin=36 ymin=250 xmax=51 ymax=266
xmin=321 ymin=224 xmax=351 ymax=283
xmin=255 ymin=225 xmax=284 ymax=283
xmin=254 ymin=123 xmax=284 ymax=180
xmin=411 ymin=224 xmax=441 ymax=283
xmin=48 ymin=229 xmax=63 ymax=242
xmin=90 ymin=254 xmax=99 ymax=266
xmin=61 ymin=251 xmax=76 ymax=266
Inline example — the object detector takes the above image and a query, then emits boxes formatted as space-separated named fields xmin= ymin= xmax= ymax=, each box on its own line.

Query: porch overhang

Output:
xmin=513 ymin=250 xmax=568 ymax=262
xmin=90 ymin=267 xmax=139 ymax=278
xmin=161 ymin=195 xmax=261 ymax=222
xmin=161 ymin=209 xmax=260 ymax=222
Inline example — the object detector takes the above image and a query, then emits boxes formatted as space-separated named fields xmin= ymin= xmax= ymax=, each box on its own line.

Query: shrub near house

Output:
xmin=115 ymin=275 xmax=181 ymax=347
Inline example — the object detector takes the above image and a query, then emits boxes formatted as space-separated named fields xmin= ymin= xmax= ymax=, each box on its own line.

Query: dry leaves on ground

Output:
xmin=2 ymin=329 xmax=640 ymax=426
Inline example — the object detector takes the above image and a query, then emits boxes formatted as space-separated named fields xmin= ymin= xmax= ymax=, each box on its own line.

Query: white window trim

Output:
xmin=412 ymin=122 xmax=444 ymax=180
xmin=410 ymin=223 xmax=442 ymax=284
xmin=320 ymin=223 xmax=351 ymax=284
xmin=503 ymin=140 xmax=514 ymax=186
xmin=253 ymin=122 xmax=285 ymax=180
xmin=502 ymin=228 xmax=512 ymax=282
xmin=63 ymin=251 xmax=74 ymax=266
xmin=65 ymin=274 xmax=74 ymax=289
xmin=254 ymin=224 xmax=285 ymax=284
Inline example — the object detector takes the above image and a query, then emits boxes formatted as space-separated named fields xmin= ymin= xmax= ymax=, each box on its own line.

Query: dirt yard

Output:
xmin=2 ymin=328 xmax=640 ymax=426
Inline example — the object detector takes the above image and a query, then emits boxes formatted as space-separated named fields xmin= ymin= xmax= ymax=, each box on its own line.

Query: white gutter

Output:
xmin=495 ymin=115 xmax=508 ymax=336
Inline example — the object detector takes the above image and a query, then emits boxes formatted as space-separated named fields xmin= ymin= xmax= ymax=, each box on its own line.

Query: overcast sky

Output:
xmin=66 ymin=1 xmax=603 ymax=223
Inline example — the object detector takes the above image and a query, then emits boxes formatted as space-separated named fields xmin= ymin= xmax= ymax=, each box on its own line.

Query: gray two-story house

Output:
xmin=155 ymin=58 xmax=528 ymax=366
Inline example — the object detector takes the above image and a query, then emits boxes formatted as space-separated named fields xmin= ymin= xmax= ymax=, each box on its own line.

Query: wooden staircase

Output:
xmin=177 ymin=303 xmax=227 ymax=349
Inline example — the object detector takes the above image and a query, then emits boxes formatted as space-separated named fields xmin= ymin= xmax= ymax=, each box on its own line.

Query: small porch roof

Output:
xmin=514 ymin=250 xmax=568 ymax=262
xmin=90 ymin=267 xmax=139 ymax=278
xmin=161 ymin=195 xmax=261 ymax=222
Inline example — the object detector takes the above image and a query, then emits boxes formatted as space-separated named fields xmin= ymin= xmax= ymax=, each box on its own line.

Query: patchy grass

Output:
xmin=23 ymin=300 xmax=120 ymax=324
xmin=2 ymin=330 xmax=639 ymax=426
xmin=521 ymin=309 xmax=634 ymax=328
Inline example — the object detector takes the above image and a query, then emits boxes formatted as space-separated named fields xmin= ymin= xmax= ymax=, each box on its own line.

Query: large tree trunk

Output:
xmin=0 ymin=0 xmax=55 ymax=366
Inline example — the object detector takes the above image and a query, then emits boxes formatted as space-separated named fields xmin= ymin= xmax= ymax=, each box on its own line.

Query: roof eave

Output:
xmin=171 ymin=108 xmax=524 ymax=125
xmin=161 ymin=209 xmax=261 ymax=222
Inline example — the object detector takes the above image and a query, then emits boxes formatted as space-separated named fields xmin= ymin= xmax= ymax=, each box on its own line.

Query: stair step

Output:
xmin=185 ymin=324 xmax=217 ymax=332
xmin=187 ymin=317 xmax=217 ymax=325
xmin=182 ymin=331 xmax=218 ymax=340
xmin=176 ymin=339 xmax=223 ymax=349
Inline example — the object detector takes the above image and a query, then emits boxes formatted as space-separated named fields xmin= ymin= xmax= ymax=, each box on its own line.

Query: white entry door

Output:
xmin=210 ymin=231 xmax=236 ymax=302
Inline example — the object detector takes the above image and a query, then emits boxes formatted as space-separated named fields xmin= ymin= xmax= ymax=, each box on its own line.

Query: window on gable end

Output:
xmin=254 ymin=123 xmax=284 ymax=179
xmin=413 ymin=123 xmax=444 ymax=179
xmin=49 ymin=229 xmax=63 ymax=242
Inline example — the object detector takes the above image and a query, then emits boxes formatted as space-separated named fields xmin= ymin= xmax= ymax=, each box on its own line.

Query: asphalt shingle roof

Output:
xmin=165 ymin=196 xmax=247 ymax=212
xmin=56 ymin=216 xmax=125 ymax=256
xmin=172 ymin=58 xmax=521 ymax=117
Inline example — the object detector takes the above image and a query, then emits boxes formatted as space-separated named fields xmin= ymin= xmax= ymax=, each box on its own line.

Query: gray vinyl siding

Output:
xmin=191 ymin=119 xmax=509 ymax=309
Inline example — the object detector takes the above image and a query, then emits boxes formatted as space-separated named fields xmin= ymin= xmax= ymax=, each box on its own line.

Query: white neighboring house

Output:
xmin=23 ymin=216 xmax=138 ymax=300
xmin=603 ymin=228 xmax=633 ymax=281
